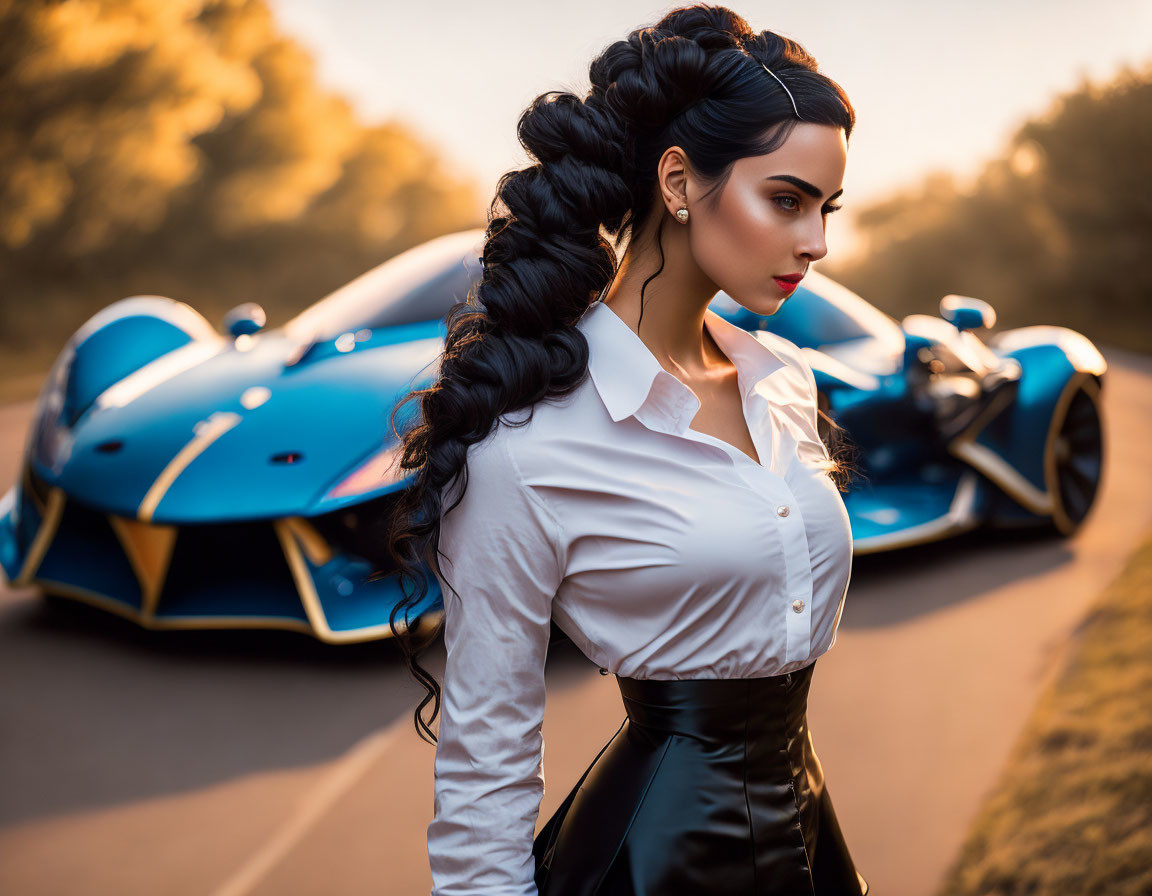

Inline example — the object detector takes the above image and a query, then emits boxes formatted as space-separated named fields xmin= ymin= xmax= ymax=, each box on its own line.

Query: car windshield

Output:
xmin=284 ymin=230 xmax=485 ymax=342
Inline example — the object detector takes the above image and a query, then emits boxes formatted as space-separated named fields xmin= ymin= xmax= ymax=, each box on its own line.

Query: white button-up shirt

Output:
xmin=426 ymin=299 xmax=854 ymax=895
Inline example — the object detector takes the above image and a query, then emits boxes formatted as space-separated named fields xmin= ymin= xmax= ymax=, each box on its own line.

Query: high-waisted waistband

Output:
xmin=615 ymin=661 xmax=816 ymax=742
xmin=535 ymin=657 xmax=870 ymax=895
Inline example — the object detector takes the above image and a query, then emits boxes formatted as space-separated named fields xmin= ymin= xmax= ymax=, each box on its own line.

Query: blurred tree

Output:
xmin=0 ymin=0 xmax=262 ymax=257
xmin=0 ymin=0 xmax=483 ymax=355
xmin=176 ymin=0 xmax=360 ymax=238
xmin=825 ymin=60 xmax=1152 ymax=353
xmin=1018 ymin=66 xmax=1152 ymax=329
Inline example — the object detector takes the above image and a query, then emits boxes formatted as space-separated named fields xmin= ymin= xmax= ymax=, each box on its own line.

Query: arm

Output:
xmin=427 ymin=431 xmax=566 ymax=896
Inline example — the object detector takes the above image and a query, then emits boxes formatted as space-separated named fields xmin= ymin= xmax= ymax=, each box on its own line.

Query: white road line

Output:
xmin=211 ymin=725 xmax=402 ymax=896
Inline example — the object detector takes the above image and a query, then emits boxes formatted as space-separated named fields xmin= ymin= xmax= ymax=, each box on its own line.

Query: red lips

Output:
xmin=773 ymin=271 xmax=804 ymax=295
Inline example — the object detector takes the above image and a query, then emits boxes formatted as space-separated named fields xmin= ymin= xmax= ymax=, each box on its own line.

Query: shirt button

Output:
xmin=777 ymin=505 xmax=790 ymax=517
xmin=792 ymin=599 xmax=805 ymax=613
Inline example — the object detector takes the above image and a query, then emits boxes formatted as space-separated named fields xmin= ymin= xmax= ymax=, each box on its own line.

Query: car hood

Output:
xmin=34 ymin=325 xmax=444 ymax=523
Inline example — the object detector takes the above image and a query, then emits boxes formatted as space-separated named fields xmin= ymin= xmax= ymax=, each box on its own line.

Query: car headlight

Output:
xmin=322 ymin=443 xmax=411 ymax=502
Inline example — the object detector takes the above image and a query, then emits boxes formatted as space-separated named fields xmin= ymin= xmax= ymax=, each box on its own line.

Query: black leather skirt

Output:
xmin=533 ymin=660 xmax=869 ymax=895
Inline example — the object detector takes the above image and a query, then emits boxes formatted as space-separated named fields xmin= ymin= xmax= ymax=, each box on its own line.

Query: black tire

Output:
xmin=1046 ymin=376 xmax=1104 ymax=535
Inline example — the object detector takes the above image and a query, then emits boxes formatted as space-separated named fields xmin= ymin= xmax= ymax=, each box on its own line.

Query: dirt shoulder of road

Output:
xmin=934 ymin=523 xmax=1152 ymax=896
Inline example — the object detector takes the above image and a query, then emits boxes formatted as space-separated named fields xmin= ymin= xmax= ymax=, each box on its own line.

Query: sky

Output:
xmin=267 ymin=0 xmax=1151 ymax=258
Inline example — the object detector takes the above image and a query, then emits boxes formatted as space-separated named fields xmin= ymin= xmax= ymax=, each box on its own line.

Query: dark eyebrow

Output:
xmin=765 ymin=175 xmax=844 ymax=202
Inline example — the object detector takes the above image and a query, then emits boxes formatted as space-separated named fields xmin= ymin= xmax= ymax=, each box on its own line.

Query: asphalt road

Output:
xmin=2 ymin=346 xmax=1151 ymax=896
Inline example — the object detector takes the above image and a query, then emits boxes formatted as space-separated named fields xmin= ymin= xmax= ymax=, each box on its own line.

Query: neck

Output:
xmin=601 ymin=222 xmax=724 ymax=378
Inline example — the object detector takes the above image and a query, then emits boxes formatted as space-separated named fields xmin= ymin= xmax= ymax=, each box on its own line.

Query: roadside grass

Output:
xmin=935 ymin=525 xmax=1152 ymax=896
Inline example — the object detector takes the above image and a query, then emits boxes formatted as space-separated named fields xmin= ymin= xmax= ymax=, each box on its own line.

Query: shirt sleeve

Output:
xmin=426 ymin=429 xmax=566 ymax=896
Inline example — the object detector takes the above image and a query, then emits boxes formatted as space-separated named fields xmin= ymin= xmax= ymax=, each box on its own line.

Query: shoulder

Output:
xmin=444 ymin=397 xmax=579 ymax=524
xmin=438 ymin=412 xmax=568 ymax=580
xmin=492 ymin=371 xmax=605 ymax=467
xmin=444 ymin=423 xmax=521 ymax=512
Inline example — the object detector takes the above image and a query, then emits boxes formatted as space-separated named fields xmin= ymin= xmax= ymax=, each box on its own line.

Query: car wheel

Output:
xmin=1045 ymin=375 xmax=1103 ymax=535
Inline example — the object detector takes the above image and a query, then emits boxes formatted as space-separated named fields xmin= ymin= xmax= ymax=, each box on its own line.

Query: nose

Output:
xmin=795 ymin=217 xmax=829 ymax=263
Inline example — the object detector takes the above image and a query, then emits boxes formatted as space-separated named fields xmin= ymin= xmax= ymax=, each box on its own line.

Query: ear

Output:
xmin=656 ymin=145 xmax=694 ymax=217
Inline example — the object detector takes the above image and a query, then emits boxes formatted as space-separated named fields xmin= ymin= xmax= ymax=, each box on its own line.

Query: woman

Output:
xmin=381 ymin=4 xmax=867 ymax=893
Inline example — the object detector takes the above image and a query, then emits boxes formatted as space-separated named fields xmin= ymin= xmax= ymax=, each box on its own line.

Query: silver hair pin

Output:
xmin=759 ymin=63 xmax=802 ymax=119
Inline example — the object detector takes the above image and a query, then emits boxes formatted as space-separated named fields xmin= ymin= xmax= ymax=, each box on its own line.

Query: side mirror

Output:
xmin=940 ymin=294 xmax=996 ymax=332
xmin=223 ymin=302 xmax=267 ymax=337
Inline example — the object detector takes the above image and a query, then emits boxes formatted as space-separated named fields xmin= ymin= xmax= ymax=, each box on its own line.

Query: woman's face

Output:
xmin=686 ymin=122 xmax=848 ymax=316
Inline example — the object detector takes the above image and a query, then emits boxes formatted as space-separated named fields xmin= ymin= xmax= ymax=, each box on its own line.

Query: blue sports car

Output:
xmin=0 ymin=228 xmax=1105 ymax=642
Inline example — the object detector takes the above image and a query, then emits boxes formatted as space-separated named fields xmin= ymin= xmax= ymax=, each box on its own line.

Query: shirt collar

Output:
xmin=575 ymin=299 xmax=788 ymax=429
